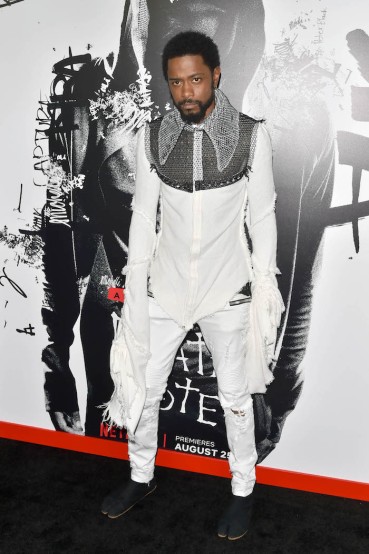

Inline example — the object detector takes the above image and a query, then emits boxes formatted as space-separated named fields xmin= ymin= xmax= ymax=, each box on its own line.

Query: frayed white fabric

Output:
xmin=245 ymin=273 xmax=284 ymax=393
xmin=103 ymin=312 xmax=149 ymax=430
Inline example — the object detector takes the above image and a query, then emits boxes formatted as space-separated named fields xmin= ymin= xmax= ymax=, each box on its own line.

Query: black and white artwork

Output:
xmin=1 ymin=0 xmax=369 ymax=484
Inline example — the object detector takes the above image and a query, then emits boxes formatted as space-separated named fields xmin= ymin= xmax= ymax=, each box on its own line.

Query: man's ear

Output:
xmin=213 ymin=66 xmax=221 ymax=88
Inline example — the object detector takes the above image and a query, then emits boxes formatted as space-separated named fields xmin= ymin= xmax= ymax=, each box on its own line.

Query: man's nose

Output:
xmin=182 ymin=80 xmax=194 ymax=99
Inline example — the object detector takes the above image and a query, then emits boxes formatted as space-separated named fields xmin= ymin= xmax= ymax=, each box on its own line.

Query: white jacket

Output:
xmin=104 ymin=106 xmax=284 ymax=435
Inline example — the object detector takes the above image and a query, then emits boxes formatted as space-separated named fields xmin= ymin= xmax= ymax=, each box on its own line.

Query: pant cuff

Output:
xmin=231 ymin=481 xmax=255 ymax=497
xmin=130 ymin=468 xmax=154 ymax=484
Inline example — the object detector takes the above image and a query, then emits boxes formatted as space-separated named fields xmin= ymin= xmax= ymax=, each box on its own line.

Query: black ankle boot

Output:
xmin=101 ymin=478 xmax=157 ymax=519
xmin=217 ymin=493 xmax=253 ymax=540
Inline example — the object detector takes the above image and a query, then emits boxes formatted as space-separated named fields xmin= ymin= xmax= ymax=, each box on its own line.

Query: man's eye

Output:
xmin=193 ymin=77 xmax=201 ymax=83
xmin=171 ymin=81 xmax=181 ymax=86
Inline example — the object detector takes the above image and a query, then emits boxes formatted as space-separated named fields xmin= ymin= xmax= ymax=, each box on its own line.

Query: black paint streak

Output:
xmin=0 ymin=0 xmax=25 ymax=8
xmin=16 ymin=323 xmax=35 ymax=336
xmin=13 ymin=183 xmax=23 ymax=213
xmin=336 ymin=131 xmax=369 ymax=253
xmin=346 ymin=29 xmax=369 ymax=83
xmin=0 ymin=267 xmax=27 ymax=298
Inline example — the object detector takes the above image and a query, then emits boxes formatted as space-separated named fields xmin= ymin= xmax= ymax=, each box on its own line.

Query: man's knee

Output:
xmin=219 ymin=390 xmax=252 ymax=414
xmin=144 ymin=389 xmax=163 ymax=408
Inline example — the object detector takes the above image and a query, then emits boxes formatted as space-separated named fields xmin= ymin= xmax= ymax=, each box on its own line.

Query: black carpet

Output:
xmin=1 ymin=438 xmax=369 ymax=553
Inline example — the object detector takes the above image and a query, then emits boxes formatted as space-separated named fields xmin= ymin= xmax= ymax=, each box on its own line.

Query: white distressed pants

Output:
xmin=129 ymin=297 xmax=257 ymax=497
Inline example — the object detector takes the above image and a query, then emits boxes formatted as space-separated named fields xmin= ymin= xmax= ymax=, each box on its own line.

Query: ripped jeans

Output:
xmin=129 ymin=297 xmax=257 ymax=497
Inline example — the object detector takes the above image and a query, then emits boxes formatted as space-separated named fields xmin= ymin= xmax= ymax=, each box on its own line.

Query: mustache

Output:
xmin=178 ymin=99 xmax=201 ymax=107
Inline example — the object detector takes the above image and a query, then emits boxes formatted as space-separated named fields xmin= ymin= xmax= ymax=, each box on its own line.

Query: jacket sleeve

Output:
xmin=247 ymin=123 xmax=278 ymax=280
xmin=104 ymin=124 xmax=161 ymax=433
xmin=246 ymin=123 xmax=284 ymax=380
xmin=123 ymin=125 xmax=161 ymax=348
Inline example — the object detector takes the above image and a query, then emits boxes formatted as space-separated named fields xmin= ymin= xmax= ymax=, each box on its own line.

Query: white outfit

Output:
xmin=105 ymin=115 xmax=283 ymax=434
xmin=103 ymin=91 xmax=284 ymax=497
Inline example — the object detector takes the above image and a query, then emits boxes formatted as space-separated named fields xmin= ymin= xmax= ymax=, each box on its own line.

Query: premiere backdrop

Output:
xmin=1 ymin=0 xmax=369 ymax=486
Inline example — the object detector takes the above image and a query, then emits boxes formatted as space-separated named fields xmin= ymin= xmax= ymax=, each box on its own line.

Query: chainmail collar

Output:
xmin=158 ymin=88 xmax=240 ymax=172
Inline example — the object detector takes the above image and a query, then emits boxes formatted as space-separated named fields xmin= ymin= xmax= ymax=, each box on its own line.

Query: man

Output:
xmin=101 ymin=31 xmax=283 ymax=541
xmin=41 ymin=53 xmax=132 ymax=436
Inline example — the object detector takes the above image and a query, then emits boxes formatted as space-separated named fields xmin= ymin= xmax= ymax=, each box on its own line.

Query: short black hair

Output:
xmin=162 ymin=31 xmax=220 ymax=80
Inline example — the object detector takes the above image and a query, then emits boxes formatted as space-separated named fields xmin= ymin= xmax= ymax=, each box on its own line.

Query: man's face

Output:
xmin=167 ymin=54 xmax=221 ymax=124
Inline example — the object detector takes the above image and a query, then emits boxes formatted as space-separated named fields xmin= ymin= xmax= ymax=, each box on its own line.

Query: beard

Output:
xmin=174 ymin=88 xmax=215 ymax=124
